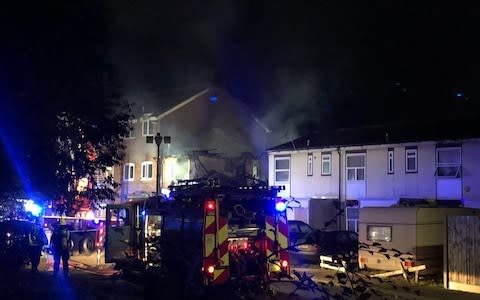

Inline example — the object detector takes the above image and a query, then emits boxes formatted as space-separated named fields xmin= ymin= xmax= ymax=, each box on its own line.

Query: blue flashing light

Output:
xmin=93 ymin=218 xmax=100 ymax=224
xmin=275 ymin=200 xmax=287 ymax=212
xmin=141 ymin=210 xmax=146 ymax=216
xmin=24 ymin=202 xmax=42 ymax=217
xmin=456 ymin=92 xmax=464 ymax=97
xmin=210 ymin=95 xmax=218 ymax=103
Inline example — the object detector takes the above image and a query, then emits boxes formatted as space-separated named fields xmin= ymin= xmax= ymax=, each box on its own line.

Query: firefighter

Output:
xmin=50 ymin=218 xmax=71 ymax=276
xmin=27 ymin=219 xmax=48 ymax=273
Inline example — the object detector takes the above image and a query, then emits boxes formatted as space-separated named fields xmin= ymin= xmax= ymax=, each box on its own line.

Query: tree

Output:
xmin=1 ymin=1 xmax=132 ymax=214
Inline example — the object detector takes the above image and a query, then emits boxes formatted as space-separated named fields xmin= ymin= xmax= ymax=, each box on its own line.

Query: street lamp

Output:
xmin=149 ymin=133 xmax=171 ymax=196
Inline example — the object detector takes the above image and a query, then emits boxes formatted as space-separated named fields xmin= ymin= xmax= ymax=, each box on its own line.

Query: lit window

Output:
xmin=321 ymin=153 xmax=331 ymax=176
xmin=274 ymin=157 xmax=290 ymax=182
xmin=436 ymin=147 xmax=461 ymax=178
xmin=307 ymin=153 xmax=313 ymax=176
xmin=367 ymin=225 xmax=392 ymax=242
xmin=141 ymin=161 xmax=153 ymax=180
xmin=346 ymin=153 xmax=365 ymax=181
xmin=123 ymin=163 xmax=135 ymax=181
xmin=387 ymin=148 xmax=394 ymax=174
xmin=405 ymin=148 xmax=417 ymax=173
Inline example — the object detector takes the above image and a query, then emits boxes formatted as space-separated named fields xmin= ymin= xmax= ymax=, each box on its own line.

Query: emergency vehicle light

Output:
xmin=275 ymin=199 xmax=287 ymax=212
xmin=281 ymin=260 xmax=288 ymax=268
xmin=205 ymin=200 xmax=216 ymax=211
xmin=24 ymin=201 xmax=42 ymax=217
xmin=207 ymin=265 xmax=215 ymax=274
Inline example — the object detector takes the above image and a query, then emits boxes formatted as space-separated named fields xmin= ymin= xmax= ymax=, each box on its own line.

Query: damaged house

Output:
xmin=114 ymin=86 xmax=277 ymax=201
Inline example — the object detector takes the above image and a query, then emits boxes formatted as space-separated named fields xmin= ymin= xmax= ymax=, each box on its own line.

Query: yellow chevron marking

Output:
xmin=277 ymin=232 xmax=288 ymax=250
xmin=205 ymin=234 xmax=215 ymax=256
xmin=218 ymin=222 xmax=228 ymax=244
xmin=266 ymin=222 xmax=275 ymax=240
xmin=213 ymin=269 xmax=226 ymax=281
xmin=205 ymin=215 xmax=215 ymax=229
xmin=220 ymin=252 xmax=229 ymax=266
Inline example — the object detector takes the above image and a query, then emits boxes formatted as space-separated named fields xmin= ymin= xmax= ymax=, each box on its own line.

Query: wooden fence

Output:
xmin=445 ymin=215 xmax=480 ymax=294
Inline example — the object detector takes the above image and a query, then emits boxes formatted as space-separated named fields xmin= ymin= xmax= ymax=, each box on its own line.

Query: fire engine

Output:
xmin=42 ymin=214 xmax=106 ymax=256
xmin=105 ymin=179 xmax=290 ymax=299
xmin=43 ymin=196 xmax=106 ymax=257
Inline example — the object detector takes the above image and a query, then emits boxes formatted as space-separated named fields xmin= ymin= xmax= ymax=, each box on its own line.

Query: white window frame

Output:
xmin=274 ymin=156 xmax=290 ymax=183
xmin=387 ymin=148 xmax=394 ymax=174
xmin=142 ymin=118 xmax=155 ymax=136
xmin=405 ymin=148 xmax=418 ymax=173
xmin=122 ymin=120 xmax=136 ymax=139
xmin=141 ymin=161 xmax=153 ymax=181
xmin=123 ymin=163 xmax=135 ymax=181
xmin=346 ymin=153 xmax=365 ymax=181
xmin=435 ymin=147 xmax=461 ymax=178
xmin=127 ymin=129 xmax=135 ymax=139
xmin=307 ymin=153 xmax=313 ymax=176
xmin=321 ymin=153 xmax=332 ymax=176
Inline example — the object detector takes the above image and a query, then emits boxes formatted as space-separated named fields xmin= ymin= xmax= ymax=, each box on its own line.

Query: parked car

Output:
xmin=0 ymin=220 xmax=32 ymax=270
xmin=288 ymin=220 xmax=358 ymax=265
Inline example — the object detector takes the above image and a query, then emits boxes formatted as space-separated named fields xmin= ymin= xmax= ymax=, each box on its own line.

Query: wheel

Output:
xmin=80 ymin=237 xmax=95 ymax=255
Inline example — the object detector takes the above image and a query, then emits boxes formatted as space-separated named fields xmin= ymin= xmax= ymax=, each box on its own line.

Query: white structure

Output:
xmin=267 ymin=122 xmax=480 ymax=231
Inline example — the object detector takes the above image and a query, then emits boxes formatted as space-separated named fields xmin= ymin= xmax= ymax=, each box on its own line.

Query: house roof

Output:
xmin=268 ymin=118 xmax=480 ymax=151
xmin=129 ymin=86 xmax=280 ymax=157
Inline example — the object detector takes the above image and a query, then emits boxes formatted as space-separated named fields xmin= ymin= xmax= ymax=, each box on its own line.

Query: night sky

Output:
xmin=1 ymin=1 xmax=479 ymax=195
xmin=107 ymin=0 xmax=480 ymax=133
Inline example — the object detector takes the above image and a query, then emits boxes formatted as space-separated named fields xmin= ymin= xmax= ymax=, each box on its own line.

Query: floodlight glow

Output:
xmin=24 ymin=202 xmax=42 ymax=217
xmin=85 ymin=211 xmax=95 ymax=220
xmin=275 ymin=200 xmax=287 ymax=212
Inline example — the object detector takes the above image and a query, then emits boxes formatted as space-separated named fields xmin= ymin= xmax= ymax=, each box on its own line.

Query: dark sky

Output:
xmin=107 ymin=0 xmax=480 ymax=137
xmin=1 ymin=0 xmax=479 ymax=196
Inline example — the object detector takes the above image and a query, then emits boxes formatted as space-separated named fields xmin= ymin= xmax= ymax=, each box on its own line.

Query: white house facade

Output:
xmin=267 ymin=122 xmax=480 ymax=231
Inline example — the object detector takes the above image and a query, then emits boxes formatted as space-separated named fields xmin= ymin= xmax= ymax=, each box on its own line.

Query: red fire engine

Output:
xmin=105 ymin=179 xmax=290 ymax=299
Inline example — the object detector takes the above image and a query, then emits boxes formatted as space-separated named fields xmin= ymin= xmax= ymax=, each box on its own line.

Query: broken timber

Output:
xmin=370 ymin=265 xmax=426 ymax=283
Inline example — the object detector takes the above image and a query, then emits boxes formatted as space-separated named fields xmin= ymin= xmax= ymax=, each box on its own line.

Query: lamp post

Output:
xmin=150 ymin=133 xmax=171 ymax=196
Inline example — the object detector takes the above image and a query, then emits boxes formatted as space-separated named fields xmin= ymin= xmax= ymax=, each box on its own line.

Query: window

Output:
xmin=436 ymin=147 xmax=461 ymax=178
xmin=321 ymin=153 xmax=332 ymax=176
xmin=109 ymin=208 xmax=130 ymax=227
xmin=274 ymin=157 xmax=290 ymax=182
xmin=141 ymin=161 xmax=153 ymax=180
xmin=142 ymin=118 xmax=154 ymax=136
xmin=127 ymin=128 xmax=135 ymax=138
xmin=346 ymin=153 xmax=365 ymax=181
xmin=123 ymin=163 xmax=135 ymax=181
xmin=307 ymin=153 xmax=313 ymax=176
xmin=405 ymin=147 xmax=417 ymax=173
xmin=367 ymin=225 xmax=392 ymax=242
xmin=387 ymin=148 xmax=394 ymax=174
xmin=122 ymin=120 xmax=136 ymax=139
xmin=122 ymin=129 xmax=135 ymax=139
xmin=346 ymin=207 xmax=359 ymax=232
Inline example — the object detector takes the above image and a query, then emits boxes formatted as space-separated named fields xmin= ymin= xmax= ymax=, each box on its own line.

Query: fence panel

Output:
xmin=446 ymin=215 xmax=480 ymax=294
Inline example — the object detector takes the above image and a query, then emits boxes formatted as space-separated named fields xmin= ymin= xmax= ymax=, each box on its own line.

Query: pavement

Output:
xmin=40 ymin=250 xmax=121 ymax=277
xmin=37 ymin=253 xmax=480 ymax=300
